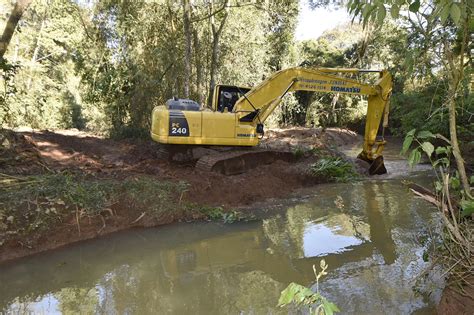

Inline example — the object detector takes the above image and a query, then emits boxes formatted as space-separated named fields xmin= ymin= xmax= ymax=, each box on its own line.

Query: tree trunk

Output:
xmin=0 ymin=0 xmax=33 ymax=59
xmin=208 ymin=0 xmax=228 ymax=106
xmin=182 ymin=0 xmax=192 ymax=98
xmin=193 ymin=28 xmax=204 ymax=105
xmin=444 ymin=11 xmax=472 ymax=198
xmin=26 ymin=15 xmax=46 ymax=90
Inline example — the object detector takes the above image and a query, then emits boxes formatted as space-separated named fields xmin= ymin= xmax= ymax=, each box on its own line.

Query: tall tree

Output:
xmin=208 ymin=0 xmax=228 ymax=106
xmin=0 ymin=0 xmax=33 ymax=59
xmin=182 ymin=0 xmax=192 ymax=98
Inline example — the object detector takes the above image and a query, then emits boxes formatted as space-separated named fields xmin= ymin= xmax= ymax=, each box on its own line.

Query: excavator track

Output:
xmin=195 ymin=149 xmax=296 ymax=175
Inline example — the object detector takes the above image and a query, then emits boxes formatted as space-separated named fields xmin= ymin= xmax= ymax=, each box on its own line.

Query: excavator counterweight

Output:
xmin=151 ymin=67 xmax=392 ymax=175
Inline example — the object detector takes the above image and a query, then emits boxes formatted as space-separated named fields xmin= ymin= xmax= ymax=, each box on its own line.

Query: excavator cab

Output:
xmin=212 ymin=85 xmax=251 ymax=113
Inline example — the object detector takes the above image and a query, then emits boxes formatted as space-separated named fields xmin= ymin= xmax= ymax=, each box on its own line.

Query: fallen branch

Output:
xmin=410 ymin=188 xmax=446 ymax=210
xmin=131 ymin=212 xmax=146 ymax=224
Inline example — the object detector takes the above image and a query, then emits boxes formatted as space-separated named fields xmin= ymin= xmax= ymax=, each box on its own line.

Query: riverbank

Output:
xmin=0 ymin=127 xmax=361 ymax=264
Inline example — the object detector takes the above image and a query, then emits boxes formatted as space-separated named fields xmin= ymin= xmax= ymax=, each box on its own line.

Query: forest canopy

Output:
xmin=0 ymin=0 xmax=472 ymax=143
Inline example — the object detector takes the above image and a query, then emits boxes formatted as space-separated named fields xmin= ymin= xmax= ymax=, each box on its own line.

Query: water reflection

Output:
xmin=0 ymin=180 xmax=441 ymax=314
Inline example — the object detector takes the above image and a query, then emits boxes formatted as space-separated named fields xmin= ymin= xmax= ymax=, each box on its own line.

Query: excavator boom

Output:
xmin=232 ymin=67 xmax=392 ymax=173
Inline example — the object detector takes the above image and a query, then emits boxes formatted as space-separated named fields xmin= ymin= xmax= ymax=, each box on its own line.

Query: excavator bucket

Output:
xmin=357 ymin=152 xmax=387 ymax=175
xmin=368 ymin=156 xmax=387 ymax=175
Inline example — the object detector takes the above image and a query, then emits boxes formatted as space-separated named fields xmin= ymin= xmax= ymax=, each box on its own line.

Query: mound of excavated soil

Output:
xmin=262 ymin=127 xmax=359 ymax=151
xmin=0 ymin=129 xmax=47 ymax=174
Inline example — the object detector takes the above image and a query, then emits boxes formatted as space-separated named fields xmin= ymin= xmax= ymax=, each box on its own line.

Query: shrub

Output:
xmin=310 ymin=157 xmax=358 ymax=182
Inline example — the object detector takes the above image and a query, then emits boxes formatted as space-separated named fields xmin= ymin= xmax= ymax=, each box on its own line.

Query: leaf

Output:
xmin=470 ymin=175 xmax=474 ymax=185
xmin=409 ymin=1 xmax=420 ymax=12
xmin=278 ymin=283 xmax=299 ymax=307
xmin=434 ymin=181 xmax=442 ymax=192
xmin=362 ymin=4 xmax=373 ymax=19
xmin=435 ymin=147 xmax=448 ymax=155
xmin=417 ymin=130 xmax=435 ymax=139
xmin=406 ymin=128 xmax=416 ymax=137
xmin=450 ymin=177 xmax=460 ymax=190
xmin=408 ymin=148 xmax=421 ymax=167
xmin=322 ymin=297 xmax=341 ymax=315
xmin=460 ymin=199 xmax=474 ymax=217
xmin=421 ymin=142 xmax=434 ymax=157
xmin=450 ymin=4 xmax=461 ymax=25
xmin=390 ymin=5 xmax=400 ymax=18
xmin=440 ymin=4 xmax=451 ymax=24
xmin=278 ymin=283 xmax=315 ymax=307
xmin=377 ymin=5 xmax=386 ymax=24
xmin=433 ymin=157 xmax=450 ymax=167
xmin=401 ymin=134 xmax=414 ymax=155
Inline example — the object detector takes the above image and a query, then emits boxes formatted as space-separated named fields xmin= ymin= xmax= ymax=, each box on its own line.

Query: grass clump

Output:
xmin=119 ymin=177 xmax=188 ymax=218
xmin=0 ymin=173 xmax=114 ymax=238
xmin=310 ymin=157 xmax=358 ymax=182
xmin=196 ymin=206 xmax=255 ymax=223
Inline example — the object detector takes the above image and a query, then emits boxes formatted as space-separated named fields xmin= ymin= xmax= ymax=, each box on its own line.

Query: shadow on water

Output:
xmin=0 ymin=175 xmax=443 ymax=314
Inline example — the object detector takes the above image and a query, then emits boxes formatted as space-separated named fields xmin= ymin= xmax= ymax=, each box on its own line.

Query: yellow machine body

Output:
xmin=151 ymin=67 xmax=393 ymax=164
xmin=151 ymin=107 xmax=259 ymax=146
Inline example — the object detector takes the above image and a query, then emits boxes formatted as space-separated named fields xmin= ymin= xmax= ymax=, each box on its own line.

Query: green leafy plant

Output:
xmin=197 ymin=206 xmax=254 ymax=223
xmin=401 ymin=129 xmax=473 ymax=292
xmin=310 ymin=157 xmax=358 ymax=182
xmin=278 ymin=259 xmax=340 ymax=315
xmin=401 ymin=129 xmax=439 ymax=168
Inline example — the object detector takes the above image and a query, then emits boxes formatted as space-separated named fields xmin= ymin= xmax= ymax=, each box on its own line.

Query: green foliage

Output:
xmin=196 ymin=206 xmax=254 ymax=223
xmin=390 ymin=85 xmax=453 ymax=138
xmin=310 ymin=157 xmax=358 ymax=182
xmin=401 ymin=128 xmax=451 ymax=168
xmin=460 ymin=199 xmax=474 ymax=217
xmin=0 ymin=0 xmax=300 ymax=135
xmin=402 ymin=127 xmax=473 ymax=289
xmin=278 ymin=259 xmax=340 ymax=315
xmin=0 ymin=0 xmax=471 ymax=146
xmin=0 ymin=59 xmax=21 ymax=125
xmin=348 ymin=0 xmax=472 ymax=28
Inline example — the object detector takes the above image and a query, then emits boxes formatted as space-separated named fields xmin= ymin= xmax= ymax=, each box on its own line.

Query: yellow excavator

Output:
xmin=151 ymin=67 xmax=392 ymax=175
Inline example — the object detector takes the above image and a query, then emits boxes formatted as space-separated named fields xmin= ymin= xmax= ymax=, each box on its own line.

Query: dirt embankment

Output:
xmin=0 ymin=127 xmax=360 ymax=263
xmin=438 ymin=278 xmax=474 ymax=315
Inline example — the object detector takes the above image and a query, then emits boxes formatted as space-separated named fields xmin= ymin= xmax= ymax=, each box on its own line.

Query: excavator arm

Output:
xmin=233 ymin=67 xmax=393 ymax=174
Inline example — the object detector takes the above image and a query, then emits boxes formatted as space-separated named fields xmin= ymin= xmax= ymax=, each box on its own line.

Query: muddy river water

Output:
xmin=0 ymin=143 xmax=444 ymax=314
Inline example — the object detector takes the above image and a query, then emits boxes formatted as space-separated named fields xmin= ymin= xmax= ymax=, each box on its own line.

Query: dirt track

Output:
xmin=0 ymin=127 xmax=361 ymax=263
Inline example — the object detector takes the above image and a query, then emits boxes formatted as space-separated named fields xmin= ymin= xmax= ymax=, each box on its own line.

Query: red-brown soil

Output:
xmin=0 ymin=127 xmax=360 ymax=264
xmin=438 ymin=276 xmax=474 ymax=315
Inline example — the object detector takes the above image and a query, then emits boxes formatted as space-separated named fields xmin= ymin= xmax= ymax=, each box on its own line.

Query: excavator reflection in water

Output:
xmin=151 ymin=67 xmax=392 ymax=175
